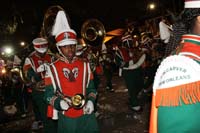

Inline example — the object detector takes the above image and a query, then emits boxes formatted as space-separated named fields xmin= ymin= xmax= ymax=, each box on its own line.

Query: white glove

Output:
xmin=84 ymin=100 xmax=94 ymax=114
xmin=60 ymin=98 xmax=71 ymax=110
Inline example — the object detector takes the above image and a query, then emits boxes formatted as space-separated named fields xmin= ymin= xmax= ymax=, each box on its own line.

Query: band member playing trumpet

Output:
xmin=44 ymin=10 xmax=99 ymax=133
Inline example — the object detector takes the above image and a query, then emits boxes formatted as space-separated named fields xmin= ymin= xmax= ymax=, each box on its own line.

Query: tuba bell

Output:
xmin=40 ymin=5 xmax=66 ymax=54
xmin=81 ymin=19 xmax=106 ymax=47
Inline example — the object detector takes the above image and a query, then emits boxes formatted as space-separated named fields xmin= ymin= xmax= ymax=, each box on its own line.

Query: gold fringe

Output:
xmin=155 ymin=81 xmax=200 ymax=107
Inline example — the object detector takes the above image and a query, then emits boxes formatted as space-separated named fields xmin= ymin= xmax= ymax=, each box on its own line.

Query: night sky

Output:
xmin=0 ymin=0 xmax=184 ymax=55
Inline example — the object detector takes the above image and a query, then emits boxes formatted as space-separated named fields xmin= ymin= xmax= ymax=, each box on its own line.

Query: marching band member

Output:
xmin=150 ymin=0 xmax=200 ymax=132
xmin=44 ymin=10 xmax=99 ymax=133
xmin=100 ymin=48 xmax=115 ymax=92
xmin=23 ymin=37 xmax=56 ymax=132
xmin=115 ymin=33 xmax=146 ymax=112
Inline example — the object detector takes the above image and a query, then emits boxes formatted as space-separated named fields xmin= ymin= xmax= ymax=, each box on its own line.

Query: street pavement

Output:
xmin=0 ymin=72 xmax=152 ymax=133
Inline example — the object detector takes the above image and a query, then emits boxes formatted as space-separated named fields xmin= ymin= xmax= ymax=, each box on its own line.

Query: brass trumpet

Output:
xmin=56 ymin=91 xmax=86 ymax=109
xmin=71 ymin=94 xmax=86 ymax=109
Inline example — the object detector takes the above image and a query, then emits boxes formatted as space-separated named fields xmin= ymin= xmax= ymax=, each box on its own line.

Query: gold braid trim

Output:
xmin=155 ymin=81 xmax=200 ymax=107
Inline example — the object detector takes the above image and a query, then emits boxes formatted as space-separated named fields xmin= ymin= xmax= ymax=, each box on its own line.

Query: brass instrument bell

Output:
xmin=81 ymin=19 xmax=106 ymax=47
xmin=71 ymin=94 xmax=86 ymax=109
xmin=56 ymin=90 xmax=86 ymax=109
xmin=10 ymin=67 xmax=27 ymax=82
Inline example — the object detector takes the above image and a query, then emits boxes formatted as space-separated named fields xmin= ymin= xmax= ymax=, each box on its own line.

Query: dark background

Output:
xmin=0 ymin=0 xmax=184 ymax=55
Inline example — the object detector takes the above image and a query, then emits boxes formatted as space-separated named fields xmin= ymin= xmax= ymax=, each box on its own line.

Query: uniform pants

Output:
xmin=57 ymin=112 xmax=99 ymax=133
xmin=122 ymin=67 xmax=144 ymax=107
xmin=32 ymin=90 xmax=57 ymax=132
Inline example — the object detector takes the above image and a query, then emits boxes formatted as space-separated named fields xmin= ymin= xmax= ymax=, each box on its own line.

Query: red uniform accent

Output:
xmin=96 ymin=65 xmax=103 ymax=75
xmin=53 ymin=59 xmax=88 ymax=118
xmin=29 ymin=52 xmax=52 ymax=77
xmin=47 ymin=105 xmax=53 ymax=118
xmin=34 ymin=44 xmax=48 ymax=48
xmin=27 ymin=88 xmax=32 ymax=93
xmin=56 ymin=31 xmax=76 ymax=42
xmin=119 ymin=47 xmax=131 ymax=63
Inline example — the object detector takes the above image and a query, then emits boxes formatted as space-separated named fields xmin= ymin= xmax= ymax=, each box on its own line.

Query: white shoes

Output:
xmin=21 ymin=113 xmax=27 ymax=118
xmin=131 ymin=106 xmax=142 ymax=112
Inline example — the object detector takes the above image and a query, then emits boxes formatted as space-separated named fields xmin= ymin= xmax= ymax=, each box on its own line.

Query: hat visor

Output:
xmin=56 ymin=39 xmax=77 ymax=46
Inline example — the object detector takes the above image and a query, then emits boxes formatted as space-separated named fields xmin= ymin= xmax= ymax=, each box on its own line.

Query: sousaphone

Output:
xmin=40 ymin=5 xmax=66 ymax=54
xmin=81 ymin=19 xmax=106 ymax=47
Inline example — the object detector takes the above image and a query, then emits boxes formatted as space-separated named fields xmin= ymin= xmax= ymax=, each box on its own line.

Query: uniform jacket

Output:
xmin=44 ymin=57 xmax=97 ymax=119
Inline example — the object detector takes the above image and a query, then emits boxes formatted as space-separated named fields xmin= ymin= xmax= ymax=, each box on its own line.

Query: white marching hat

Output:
xmin=52 ymin=11 xmax=77 ymax=46
xmin=32 ymin=38 xmax=48 ymax=53
xmin=185 ymin=0 xmax=200 ymax=8
xmin=33 ymin=37 xmax=48 ymax=45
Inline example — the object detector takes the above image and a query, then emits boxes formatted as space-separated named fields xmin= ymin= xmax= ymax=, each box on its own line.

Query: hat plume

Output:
xmin=52 ymin=11 xmax=70 ymax=36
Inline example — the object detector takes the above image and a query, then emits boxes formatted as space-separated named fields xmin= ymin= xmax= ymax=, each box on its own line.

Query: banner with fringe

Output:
xmin=153 ymin=55 xmax=200 ymax=107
